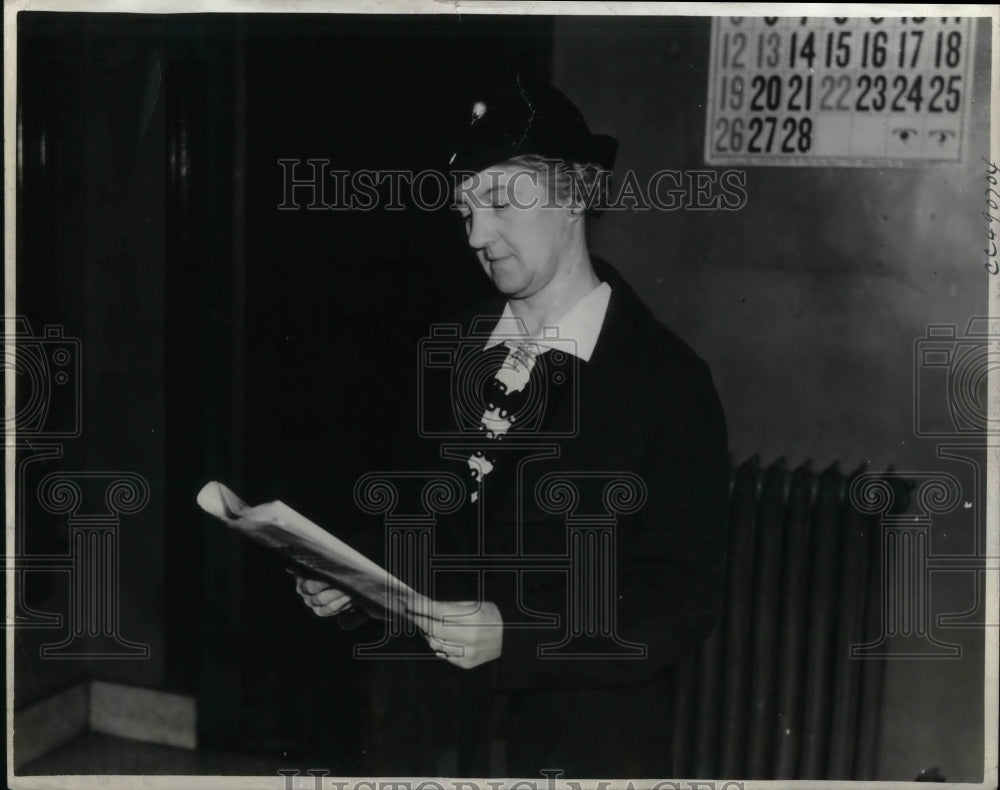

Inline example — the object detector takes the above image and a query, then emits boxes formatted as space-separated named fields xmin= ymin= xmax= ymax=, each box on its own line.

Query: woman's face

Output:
xmin=454 ymin=164 xmax=576 ymax=300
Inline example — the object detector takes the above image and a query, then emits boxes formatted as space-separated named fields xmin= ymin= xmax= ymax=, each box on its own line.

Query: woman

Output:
xmin=294 ymin=83 xmax=729 ymax=778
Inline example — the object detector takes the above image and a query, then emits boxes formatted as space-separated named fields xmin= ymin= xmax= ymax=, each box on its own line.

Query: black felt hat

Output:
xmin=447 ymin=84 xmax=618 ymax=173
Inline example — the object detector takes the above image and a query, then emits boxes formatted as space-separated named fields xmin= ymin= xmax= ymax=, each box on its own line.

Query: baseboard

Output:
xmin=13 ymin=680 xmax=197 ymax=769
xmin=89 ymin=680 xmax=197 ymax=750
xmin=12 ymin=682 xmax=90 ymax=769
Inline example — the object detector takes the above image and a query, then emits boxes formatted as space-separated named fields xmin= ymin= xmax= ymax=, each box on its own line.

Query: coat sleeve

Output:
xmin=492 ymin=351 xmax=730 ymax=691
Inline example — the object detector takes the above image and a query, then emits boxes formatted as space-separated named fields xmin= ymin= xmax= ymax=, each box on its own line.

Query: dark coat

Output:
xmin=351 ymin=258 xmax=729 ymax=779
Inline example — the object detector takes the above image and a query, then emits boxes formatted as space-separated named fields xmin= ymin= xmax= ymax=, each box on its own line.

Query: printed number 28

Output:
xmin=715 ymin=117 xmax=812 ymax=154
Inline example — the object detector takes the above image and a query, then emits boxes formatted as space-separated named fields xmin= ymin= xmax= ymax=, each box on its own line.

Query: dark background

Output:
xmin=15 ymin=11 xmax=555 ymax=771
xmin=12 ymin=10 xmax=993 ymax=781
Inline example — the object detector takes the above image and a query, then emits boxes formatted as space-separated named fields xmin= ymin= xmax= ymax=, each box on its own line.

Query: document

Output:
xmin=196 ymin=481 xmax=427 ymax=621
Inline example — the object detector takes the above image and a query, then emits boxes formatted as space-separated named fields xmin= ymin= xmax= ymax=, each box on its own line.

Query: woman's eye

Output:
xmin=493 ymin=203 xmax=509 ymax=212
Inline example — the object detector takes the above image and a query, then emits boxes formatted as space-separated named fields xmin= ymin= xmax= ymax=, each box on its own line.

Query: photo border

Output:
xmin=5 ymin=2 xmax=998 ymax=789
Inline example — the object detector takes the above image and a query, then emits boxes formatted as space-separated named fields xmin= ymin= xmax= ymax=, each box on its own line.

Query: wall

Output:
xmin=553 ymin=14 xmax=991 ymax=783
xmin=15 ymin=18 xmax=167 ymax=705
xmin=79 ymin=39 xmax=167 ymax=689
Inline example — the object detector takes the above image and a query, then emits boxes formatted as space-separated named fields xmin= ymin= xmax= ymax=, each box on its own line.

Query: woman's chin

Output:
xmin=488 ymin=265 xmax=525 ymax=294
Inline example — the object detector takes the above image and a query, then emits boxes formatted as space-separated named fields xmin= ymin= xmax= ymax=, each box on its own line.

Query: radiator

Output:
xmin=666 ymin=457 xmax=903 ymax=780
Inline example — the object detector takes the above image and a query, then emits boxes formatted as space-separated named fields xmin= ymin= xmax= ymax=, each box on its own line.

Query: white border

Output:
xmin=1 ymin=1 xmax=999 ymax=15
xmin=984 ymin=1 xmax=1000 ymax=787
xmin=4 ymin=2 xmax=999 ymax=789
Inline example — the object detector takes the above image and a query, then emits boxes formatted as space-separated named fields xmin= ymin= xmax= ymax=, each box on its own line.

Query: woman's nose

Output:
xmin=466 ymin=212 xmax=493 ymax=250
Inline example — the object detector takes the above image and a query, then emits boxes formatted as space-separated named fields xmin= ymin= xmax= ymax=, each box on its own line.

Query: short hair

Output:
xmin=504 ymin=154 xmax=612 ymax=216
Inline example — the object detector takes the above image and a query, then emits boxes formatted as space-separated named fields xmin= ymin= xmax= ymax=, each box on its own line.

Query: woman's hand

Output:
xmin=407 ymin=599 xmax=503 ymax=669
xmin=289 ymin=570 xmax=354 ymax=617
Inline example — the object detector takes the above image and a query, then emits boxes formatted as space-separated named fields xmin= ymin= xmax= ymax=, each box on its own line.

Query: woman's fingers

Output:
xmin=426 ymin=634 xmax=463 ymax=650
xmin=307 ymin=588 xmax=350 ymax=608
xmin=290 ymin=573 xmax=353 ymax=616
xmin=413 ymin=601 xmax=503 ymax=668
xmin=303 ymin=587 xmax=351 ymax=617
xmin=296 ymin=576 xmax=333 ymax=596
xmin=315 ymin=599 xmax=352 ymax=616
xmin=425 ymin=634 xmax=465 ymax=661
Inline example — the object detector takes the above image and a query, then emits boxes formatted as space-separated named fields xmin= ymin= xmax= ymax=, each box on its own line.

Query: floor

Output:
xmin=17 ymin=731 xmax=301 ymax=776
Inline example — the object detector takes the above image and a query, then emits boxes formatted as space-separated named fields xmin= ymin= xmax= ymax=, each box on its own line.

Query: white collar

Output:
xmin=483 ymin=281 xmax=612 ymax=363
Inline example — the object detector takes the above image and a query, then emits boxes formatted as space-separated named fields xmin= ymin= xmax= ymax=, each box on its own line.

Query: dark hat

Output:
xmin=447 ymin=84 xmax=618 ymax=173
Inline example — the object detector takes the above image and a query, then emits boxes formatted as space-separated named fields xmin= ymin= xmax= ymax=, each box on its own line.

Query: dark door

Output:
xmin=163 ymin=14 xmax=554 ymax=769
